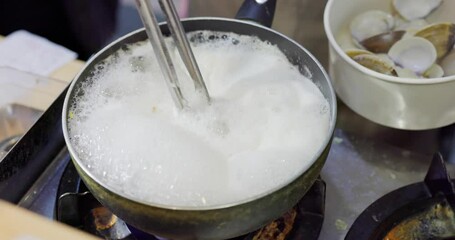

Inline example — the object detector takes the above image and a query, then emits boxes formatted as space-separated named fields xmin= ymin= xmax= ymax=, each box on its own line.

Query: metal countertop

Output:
xmin=188 ymin=1 xmax=455 ymax=239
xmin=14 ymin=1 xmax=455 ymax=239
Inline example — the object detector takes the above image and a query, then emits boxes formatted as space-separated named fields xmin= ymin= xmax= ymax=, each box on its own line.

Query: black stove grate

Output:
xmin=345 ymin=153 xmax=455 ymax=240
xmin=56 ymin=161 xmax=326 ymax=240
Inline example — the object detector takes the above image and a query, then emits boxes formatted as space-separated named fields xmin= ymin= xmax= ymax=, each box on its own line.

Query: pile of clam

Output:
xmin=347 ymin=0 xmax=455 ymax=78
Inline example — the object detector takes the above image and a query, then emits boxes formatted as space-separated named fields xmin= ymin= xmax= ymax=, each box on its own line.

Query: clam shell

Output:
xmin=376 ymin=53 xmax=396 ymax=66
xmin=392 ymin=0 xmax=442 ymax=21
xmin=440 ymin=48 xmax=455 ymax=76
xmin=395 ymin=67 xmax=420 ymax=78
xmin=394 ymin=18 xmax=429 ymax=32
xmin=423 ymin=64 xmax=444 ymax=78
xmin=350 ymin=10 xmax=395 ymax=42
xmin=345 ymin=49 xmax=373 ymax=58
xmin=360 ymin=30 xmax=405 ymax=53
xmin=414 ymin=22 xmax=455 ymax=59
xmin=388 ymin=36 xmax=437 ymax=74
xmin=351 ymin=54 xmax=398 ymax=76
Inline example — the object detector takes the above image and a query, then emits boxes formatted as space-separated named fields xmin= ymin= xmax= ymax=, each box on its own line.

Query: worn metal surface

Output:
xmin=9 ymin=1 xmax=455 ymax=239
xmin=321 ymin=126 xmax=455 ymax=239
xmin=188 ymin=1 xmax=455 ymax=239
xmin=0 ymin=104 xmax=42 ymax=162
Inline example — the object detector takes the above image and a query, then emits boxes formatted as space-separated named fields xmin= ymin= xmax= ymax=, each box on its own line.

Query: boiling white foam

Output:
xmin=67 ymin=31 xmax=330 ymax=207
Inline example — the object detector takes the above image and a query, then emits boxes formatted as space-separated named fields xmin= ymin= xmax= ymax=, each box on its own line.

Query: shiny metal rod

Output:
xmin=135 ymin=0 xmax=185 ymax=109
xmin=158 ymin=0 xmax=211 ymax=103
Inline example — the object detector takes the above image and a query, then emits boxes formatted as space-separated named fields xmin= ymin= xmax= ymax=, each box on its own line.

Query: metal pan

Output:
xmin=62 ymin=1 xmax=337 ymax=239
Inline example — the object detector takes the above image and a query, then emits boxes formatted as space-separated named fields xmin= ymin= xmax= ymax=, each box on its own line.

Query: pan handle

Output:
xmin=235 ymin=0 xmax=277 ymax=28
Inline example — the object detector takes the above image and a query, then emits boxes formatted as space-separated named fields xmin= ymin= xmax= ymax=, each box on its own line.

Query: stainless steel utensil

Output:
xmin=135 ymin=0 xmax=210 ymax=109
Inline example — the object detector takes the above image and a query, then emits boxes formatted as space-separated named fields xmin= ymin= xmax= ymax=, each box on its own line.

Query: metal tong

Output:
xmin=135 ymin=0 xmax=210 ymax=109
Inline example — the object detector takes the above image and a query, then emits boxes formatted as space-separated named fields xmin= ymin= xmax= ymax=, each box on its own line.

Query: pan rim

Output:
xmin=62 ymin=16 xmax=337 ymax=211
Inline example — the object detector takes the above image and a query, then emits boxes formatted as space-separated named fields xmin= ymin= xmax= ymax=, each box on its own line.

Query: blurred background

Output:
xmin=0 ymin=0 xmax=328 ymax=65
xmin=114 ymin=0 xmax=328 ymax=66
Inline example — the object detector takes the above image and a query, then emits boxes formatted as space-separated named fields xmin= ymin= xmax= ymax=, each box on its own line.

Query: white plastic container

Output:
xmin=324 ymin=0 xmax=455 ymax=130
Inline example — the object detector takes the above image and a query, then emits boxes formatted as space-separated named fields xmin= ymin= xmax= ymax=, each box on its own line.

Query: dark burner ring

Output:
xmin=345 ymin=181 xmax=451 ymax=239
xmin=346 ymin=153 xmax=455 ymax=240
xmin=56 ymin=161 xmax=327 ymax=240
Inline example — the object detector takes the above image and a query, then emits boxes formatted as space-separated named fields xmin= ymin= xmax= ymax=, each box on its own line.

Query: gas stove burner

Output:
xmin=345 ymin=153 xmax=455 ymax=240
xmin=56 ymin=161 xmax=326 ymax=240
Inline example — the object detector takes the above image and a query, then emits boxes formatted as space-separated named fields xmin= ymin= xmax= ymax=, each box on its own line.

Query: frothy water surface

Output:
xmin=67 ymin=31 xmax=330 ymax=207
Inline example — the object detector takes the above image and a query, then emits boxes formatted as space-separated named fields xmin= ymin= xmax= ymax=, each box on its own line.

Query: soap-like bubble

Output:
xmin=67 ymin=31 xmax=330 ymax=207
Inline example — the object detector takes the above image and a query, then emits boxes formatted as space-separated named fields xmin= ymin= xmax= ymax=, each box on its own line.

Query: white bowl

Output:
xmin=324 ymin=0 xmax=455 ymax=130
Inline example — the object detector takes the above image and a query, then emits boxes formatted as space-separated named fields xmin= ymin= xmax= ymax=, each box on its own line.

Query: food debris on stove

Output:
xmin=384 ymin=199 xmax=455 ymax=240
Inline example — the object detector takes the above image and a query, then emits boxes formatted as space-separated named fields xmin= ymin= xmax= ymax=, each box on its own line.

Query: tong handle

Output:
xmin=159 ymin=0 xmax=210 ymax=103
xmin=135 ymin=0 xmax=186 ymax=109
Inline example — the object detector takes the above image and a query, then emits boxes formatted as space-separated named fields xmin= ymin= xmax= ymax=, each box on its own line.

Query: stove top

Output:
xmin=0 ymin=88 xmax=327 ymax=239
xmin=56 ymin=161 xmax=326 ymax=240
xmin=346 ymin=153 xmax=455 ymax=240
xmin=1 ymin=89 xmax=455 ymax=239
